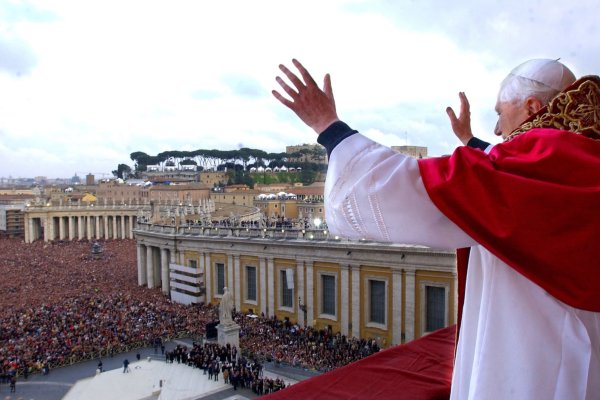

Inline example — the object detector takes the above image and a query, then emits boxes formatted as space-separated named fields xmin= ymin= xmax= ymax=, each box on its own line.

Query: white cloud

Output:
xmin=0 ymin=0 xmax=598 ymax=178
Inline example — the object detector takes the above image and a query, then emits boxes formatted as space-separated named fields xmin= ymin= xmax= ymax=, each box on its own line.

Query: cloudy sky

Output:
xmin=1 ymin=0 xmax=598 ymax=179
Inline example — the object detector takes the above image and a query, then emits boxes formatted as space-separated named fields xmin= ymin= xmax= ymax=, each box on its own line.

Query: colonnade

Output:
xmin=134 ymin=245 xmax=420 ymax=345
xmin=137 ymin=243 xmax=172 ymax=295
xmin=133 ymin=228 xmax=456 ymax=346
xmin=23 ymin=208 xmax=139 ymax=243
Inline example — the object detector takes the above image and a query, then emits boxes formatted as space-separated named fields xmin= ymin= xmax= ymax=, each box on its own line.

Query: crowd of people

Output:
xmin=0 ymin=239 xmax=213 ymax=379
xmin=0 ymin=238 xmax=380 ymax=391
xmin=237 ymin=313 xmax=380 ymax=372
xmin=166 ymin=341 xmax=288 ymax=395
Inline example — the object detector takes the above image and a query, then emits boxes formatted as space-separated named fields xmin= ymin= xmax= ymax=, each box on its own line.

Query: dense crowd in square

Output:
xmin=0 ymin=238 xmax=379 ymax=390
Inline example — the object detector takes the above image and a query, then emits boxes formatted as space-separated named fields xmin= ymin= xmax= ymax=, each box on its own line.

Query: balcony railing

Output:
xmin=135 ymin=222 xmax=340 ymax=242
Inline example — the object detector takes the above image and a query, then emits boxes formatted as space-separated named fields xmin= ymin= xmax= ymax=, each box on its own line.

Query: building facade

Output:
xmin=0 ymin=206 xmax=24 ymax=238
xmin=211 ymin=190 xmax=257 ymax=208
xmin=134 ymin=224 xmax=456 ymax=347
xmin=96 ymin=181 xmax=149 ymax=203
xmin=148 ymin=184 xmax=211 ymax=203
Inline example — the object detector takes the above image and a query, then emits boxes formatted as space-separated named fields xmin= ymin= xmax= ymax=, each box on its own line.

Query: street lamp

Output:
xmin=298 ymin=296 xmax=308 ymax=327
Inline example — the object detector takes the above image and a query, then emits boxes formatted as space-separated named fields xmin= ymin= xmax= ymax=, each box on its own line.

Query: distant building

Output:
xmin=391 ymin=145 xmax=428 ymax=159
xmin=148 ymin=183 xmax=211 ymax=204
xmin=141 ymin=170 xmax=227 ymax=188
xmin=251 ymin=182 xmax=325 ymax=221
xmin=223 ymin=184 xmax=251 ymax=193
xmin=291 ymin=182 xmax=325 ymax=202
xmin=97 ymin=181 xmax=148 ymax=204
xmin=0 ymin=206 xmax=24 ymax=238
xmin=254 ymin=183 xmax=296 ymax=193
xmin=0 ymin=188 xmax=35 ymax=196
xmin=86 ymin=173 xmax=95 ymax=185
xmin=0 ymin=194 xmax=35 ymax=238
xmin=211 ymin=189 xmax=257 ymax=208
xmin=254 ymin=197 xmax=299 ymax=220
xmin=199 ymin=172 xmax=227 ymax=187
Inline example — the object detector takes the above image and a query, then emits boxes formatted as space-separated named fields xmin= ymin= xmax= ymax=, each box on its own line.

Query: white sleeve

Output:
xmin=324 ymin=133 xmax=477 ymax=249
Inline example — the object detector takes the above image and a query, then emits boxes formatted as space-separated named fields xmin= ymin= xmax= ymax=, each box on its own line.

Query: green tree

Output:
xmin=112 ymin=163 xmax=132 ymax=179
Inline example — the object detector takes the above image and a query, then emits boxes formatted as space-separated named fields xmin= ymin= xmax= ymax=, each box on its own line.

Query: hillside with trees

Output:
xmin=114 ymin=146 xmax=327 ymax=187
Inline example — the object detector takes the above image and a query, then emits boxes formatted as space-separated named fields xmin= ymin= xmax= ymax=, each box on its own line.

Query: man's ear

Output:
xmin=525 ymin=96 xmax=544 ymax=116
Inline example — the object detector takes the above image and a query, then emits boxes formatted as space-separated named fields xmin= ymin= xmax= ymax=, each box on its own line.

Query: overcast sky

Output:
xmin=1 ymin=0 xmax=598 ymax=179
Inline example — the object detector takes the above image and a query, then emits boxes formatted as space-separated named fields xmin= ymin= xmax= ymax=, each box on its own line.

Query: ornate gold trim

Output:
xmin=506 ymin=75 xmax=600 ymax=141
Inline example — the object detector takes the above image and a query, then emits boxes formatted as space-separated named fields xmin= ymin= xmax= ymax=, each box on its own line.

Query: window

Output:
xmin=369 ymin=280 xmax=386 ymax=325
xmin=321 ymin=274 xmax=336 ymax=316
xmin=188 ymin=259 xmax=197 ymax=269
xmin=280 ymin=269 xmax=294 ymax=308
xmin=215 ymin=263 xmax=225 ymax=295
xmin=246 ymin=266 xmax=257 ymax=302
xmin=426 ymin=286 xmax=446 ymax=332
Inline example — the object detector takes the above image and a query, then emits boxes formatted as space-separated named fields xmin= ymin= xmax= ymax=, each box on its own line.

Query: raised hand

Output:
xmin=272 ymin=59 xmax=339 ymax=134
xmin=446 ymin=92 xmax=474 ymax=146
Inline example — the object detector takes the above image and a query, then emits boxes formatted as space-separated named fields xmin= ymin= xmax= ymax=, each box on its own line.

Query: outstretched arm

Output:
xmin=272 ymin=59 xmax=339 ymax=134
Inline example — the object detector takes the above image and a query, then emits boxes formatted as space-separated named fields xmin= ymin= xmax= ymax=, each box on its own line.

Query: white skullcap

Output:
xmin=508 ymin=59 xmax=575 ymax=92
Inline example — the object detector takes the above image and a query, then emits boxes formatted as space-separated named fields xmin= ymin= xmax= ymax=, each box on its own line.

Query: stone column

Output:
xmin=404 ymin=270 xmax=416 ymax=342
xmin=121 ymin=215 xmax=126 ymax=239
xmin=95 ymin=216 xmax=101 ymax=239
xmin=351 ymin=264 xmax=360 ymax=338
xmin=227 ymin=254 xmax=234 ymax=299
xmin=34 ymin=218 xmax=41 ymax=242
xmin=137 ymin=244 xmax=147 ymax=286
xmin=161 ymin=248 xmax=169 ymax=295
xmin=44 ymin=216 xmax=51 ymax=242
xmin=104 ymin=216 xmax=110 ymax=240
xmin=198 ymin=251 xmax=207 ymax=301
xmin=129 ymin=216 xmax=135 ymax=239
xmin=392 ymin=269 xmax=403 ymax=345
xmin=24 ymin=216 xmax=31 ymax=243
xmin=306 ymin=261 xmax=314 ymax=324
xmin=86 ymin=216 xmax=92 ymax=240
xmin=205 ymin=253 xmax=212 ymax=303
xmin=267 ymin=257 xmax=274 ymax=317
xmin=112 ymin=215 xmax=117 ymax=239
xmin=58 ymin=216 xmax=65 ymax=240
xmin=233 ymin=255 xmax=241 ymax=311
xmin=78 ymin=216 xmax=85 ymax=240
xmin=68 ymin=216 xmax=75 ymax=240
xmin=153 ymin=247 xmax=161 ymax=288
xmin=259 ymin=257 xmax=267 ymax=316
xmin=296 ymin=259 xmax=305 ymax=326
xmin=340 ymin=264 xmax=350 ymax=336
xmin=146 ymin=246 xmax=155 ymax=288
xmin=52 ymin=216 xmax=57 ymax=241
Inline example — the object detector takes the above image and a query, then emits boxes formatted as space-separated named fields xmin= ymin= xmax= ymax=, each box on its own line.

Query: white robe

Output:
xmin=324 ymin=133 xmax=600 ymax=400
